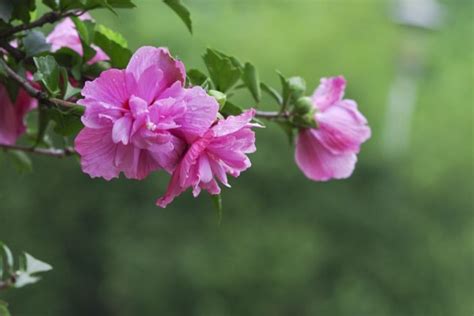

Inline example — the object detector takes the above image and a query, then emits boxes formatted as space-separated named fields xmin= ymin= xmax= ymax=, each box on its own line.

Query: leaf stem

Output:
xmin=254 ymin=110 xmax=290 ymax=120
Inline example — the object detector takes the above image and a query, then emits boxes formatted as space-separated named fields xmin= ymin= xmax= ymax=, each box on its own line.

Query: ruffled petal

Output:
xmin=74 ymin=127 xmax=120 ymax=180
xmin=173 ymin=87 xmax=219 ymax=142
xmin=212 ymin=109 xmax=256 ymax=137
xmin=295 ymin=129 xmax=357 ymax=181
xmin=126 ymin=46 xmax=185 ymax=91
xmin=81 ymin=69 xmax=129 ymax=107
xmin=112 ymin=115 xmax=133 ymax=145
xmin=315 ymin=100 xmax=371 ymax=155
xmin=312 ymin=76 xmax=346 ymax=111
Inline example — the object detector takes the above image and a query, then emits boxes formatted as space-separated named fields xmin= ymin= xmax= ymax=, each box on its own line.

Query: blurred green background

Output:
xmin=1 ymin=0 xmax=473 ymax=315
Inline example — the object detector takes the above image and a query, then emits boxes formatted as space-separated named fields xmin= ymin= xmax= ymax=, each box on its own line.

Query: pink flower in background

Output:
xmin=157 ymin=109 xmax=260 ymax=208
xmin=46 ymin=13 xmax=108 ymax=64
xmin=0 ymin=84 xmax=37 ymax=145
xmin=295 ymin=76 xmax=371 ymax=181
xmin=75 ymin=46 xmax=219 ymax=180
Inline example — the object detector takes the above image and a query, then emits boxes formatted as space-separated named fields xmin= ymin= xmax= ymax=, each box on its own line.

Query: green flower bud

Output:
xmin=294 ymin=96 xmax=314 ymax=115
xmin=208 ymin=89 xmax=227 ymax=108
xmin=288 ymin=76 xmax=306 ymax=100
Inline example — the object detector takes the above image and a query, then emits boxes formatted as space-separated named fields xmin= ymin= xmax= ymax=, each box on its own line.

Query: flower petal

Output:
xmin=312 ymin=76 xmax=346 ymax=111
xmin=315 ymin=100 xmax=371 ymax=155
xmin=74 ymin=127 xmax=120 ymax=180
xmin=295 ymin=129 xmax=357 ymax=181
xmin=81 ymin=69 xmax=129 ymax=107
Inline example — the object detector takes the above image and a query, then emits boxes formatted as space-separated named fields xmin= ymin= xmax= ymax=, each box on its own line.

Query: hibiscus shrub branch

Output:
xmin=0 ymin=1 xmax=371 ymax=208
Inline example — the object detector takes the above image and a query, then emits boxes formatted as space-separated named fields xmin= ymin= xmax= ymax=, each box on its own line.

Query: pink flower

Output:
xmin=0 ymin=84 xmax=37 ymax=145
xmin=46 ymin=13 xmax=108 ymax=64
xmin=157 ymin=109 xmax=260 ymax=208
xmin=75 ymin=46 xmax=219 ymax=181
xmin=295 ymin=76 xmax=371 ymax=181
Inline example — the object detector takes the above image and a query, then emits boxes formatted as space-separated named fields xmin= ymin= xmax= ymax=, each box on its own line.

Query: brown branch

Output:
xmin=0 ymin=143 xmax=76 ymax=158
xmin=0 ymin=10 xmax=85 ymax=39
xmin=0 ymin=57 xmax=81 ymax=110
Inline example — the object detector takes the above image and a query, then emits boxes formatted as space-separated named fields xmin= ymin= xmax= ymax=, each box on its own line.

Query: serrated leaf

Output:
xmin=203 ymin=48 xmax=242 ymax=93
xmin=242 ymin=62 xmax=261 ymax=103
xmin=261 ymin=82 xmax=283 ymax=105
xmin=48 ymin=107 xmax=84 ymax=136
xmin=163 ymin=0 xmax=192 ymax=34
xmin=220 ymin=101 xmax=243 ymax=117
xmin=72 ymin=17 xmax=96 ymax=63
xmin=23 ymin=30 xmax=51 ymax=58
xmin=33 ymin=55 xmax=60 ymax=96
xmin=93 ymin=25 xmax=131 ymax=68
xmin=187 ymin=68 xmax=209 ymax=87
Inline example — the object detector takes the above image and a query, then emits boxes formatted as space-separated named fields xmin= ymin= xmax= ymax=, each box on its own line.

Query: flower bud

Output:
xmin=294 ymin=96 xmax=314 ymax=115
xmin=288 ymin=76 xmax=306 ymax=100
xmin=208 ymin=90 xmax=227 ymax=108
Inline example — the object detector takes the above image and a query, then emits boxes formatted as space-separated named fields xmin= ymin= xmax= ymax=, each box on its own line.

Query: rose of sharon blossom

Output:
xmin=295 ymin=76 xmax=371 ymax=181
xmin=46 ymin=13 xmax=108 ymax=64
xmin=0 ymin=84 xmax=37 ymax=145
xmin=75 ymin=46 xmax=219 ymax=180
xmin=157 ymin=109 xmax=260 ymax=208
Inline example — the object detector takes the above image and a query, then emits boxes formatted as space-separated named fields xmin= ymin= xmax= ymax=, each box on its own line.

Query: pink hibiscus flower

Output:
xmin=0 ymin=84 xmax=37 ymax=145
xmin=295 ymin=76 xmax=371 ymax=181
xmin=74 ymin=46 xmax=219 ymax=180
xmin=46 ymin=13 xmax=108 ymax=64
xmin=157 ymin=109 xmax=260 ymax=208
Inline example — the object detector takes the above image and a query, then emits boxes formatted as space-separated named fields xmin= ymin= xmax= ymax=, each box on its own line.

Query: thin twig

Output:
xmin=255 ymin=110 xmax=290 ymax=120
xmin=0 ymin=10 xmax=84 ymax=39
xmin=0 ymin=58 xmax=81 ymax=110
xmin=0 ymin=143 xmax=76 ymax=158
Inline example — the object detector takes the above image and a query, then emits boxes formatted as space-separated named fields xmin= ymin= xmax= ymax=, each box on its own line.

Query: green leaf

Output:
xmin=242 ymin=62 xmax=261 ymax=103
xmin=0 ymin=242 xmax=14 ymax=276
xmin=11 ymin=0 xmax=35 ymax=23
xmin=260 ymin=82 xmax=283 ymax=105
xmin=0 ymin=0 xmax=13 ymax=22
xmin=210 ymin=194 xmax=223 ymax=224
xmin=72 ymin=17 xmax=96 ymax=63
xmin=106 ymin=0 xmax=135 ymax=8
xmin=48 ymin=107 xmax=84 ymax=136
xmin=42 ymin=0 xmax=59 ymax=9
xmin=277 ymin=71 xmax=290 ymax=106
xmin=23 ymin=30 xmax=51 ymax=58
xmin=220 ymin=101 xmax=243 ymax=117
xmin=53 ymin=47 xmax=83 ymax=80
xmin=7 ymin=150 xmax=33 ymax=173
xmin=33 ymin=55 xmax=60 ymax=96
xmin=187 ymin=68 xmax=209 ymax=87
xmin=93 ymin=24 xmax=131 ymax=68
xmin=163 ymin=0 xmax=192 ymax=34
xmin=0 ymin=305 xmax=11 ymax=316
xmin=203 ymin=48 xmax=242 ymax=93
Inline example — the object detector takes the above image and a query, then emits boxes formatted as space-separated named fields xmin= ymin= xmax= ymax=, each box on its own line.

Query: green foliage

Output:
xmin=242 ymin=62 xmax=261 ymax=103
xmin=203 ymin=48 xmax=242 ymax=93
xmin=163 ymin=0 xmax=192 ymax=34
xmin=33 ymin=55 xmax=61 ymax=96
xmin=187 ymin=68 xmax=209 ymax=87
xmin=6 ymin=151 xmax=33 ymax=173
xmin=23 ymin=30 xmax=51 ymax=58
xmin=72 ymin=17 xmax=97 ymax=63
xmin=93 ymin=24 xmax=132 ymax=68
